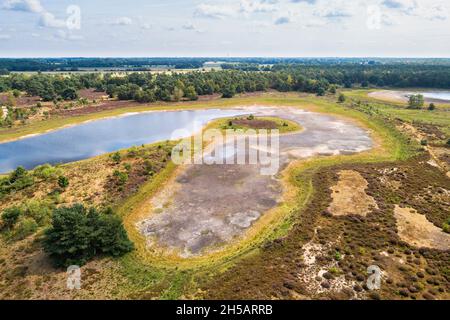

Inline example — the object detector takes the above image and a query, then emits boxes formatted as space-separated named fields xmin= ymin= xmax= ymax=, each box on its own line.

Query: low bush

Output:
xmin=33 ymin=164 xmax=63 ymax=180
xmin=1 ymin=207 xmax=21 ymax=230
xmin=58 ymin=176 xmax=69 ymax=189
xmin=0 ymin=167 xmax=34 ymax=198
xmin=21 ymin=200 xmax=54 ymax=226
xmin=113 ymin=170 xmax=128 ymax=186
xmin=111 ymin=152 xmax=122 ymax=164
xmin=12 ymin=218 xmax=38 ymax=240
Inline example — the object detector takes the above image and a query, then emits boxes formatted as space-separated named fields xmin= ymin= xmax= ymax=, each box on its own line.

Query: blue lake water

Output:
xmin=0 ymin=109 xmax=249 ymax=173
xmin=422 ymin=91 xmax=450 ymax=101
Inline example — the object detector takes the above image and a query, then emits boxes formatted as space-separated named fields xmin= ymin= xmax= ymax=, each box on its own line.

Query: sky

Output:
xmin=0 ymin=0 xmax=449 ymax=57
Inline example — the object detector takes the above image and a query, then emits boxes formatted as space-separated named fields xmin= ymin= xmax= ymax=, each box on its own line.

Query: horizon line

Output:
xmin=1 ymin=56 xmax=450 ymax=59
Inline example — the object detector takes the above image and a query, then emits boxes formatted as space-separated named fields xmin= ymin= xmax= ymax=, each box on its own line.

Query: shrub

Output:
xmin=44 ymin=204 xmax=133 ymax=267
xmin=338 ymin=93 xmax=346 ymax=103
xmin=124 ymin=163 xmax=132 ymax=172
xmin=21 ymin=200 xmax=54 ymax=226
xmin=93 ymin=214 xmax=135 ymax=257
xmin=9 ymin=166 xmax=27 ymax=183
xmin=329 ymin=86 xmax=337 ymax=94
xmin=44 ymin=205 xmax=94 ymax=266
xmin=34 ymin=164 xmax=62 ymax=180
xmin=428 ymin=103 xmax=436 ymax=111
xmin=127 ymin=146 xmax=139 ymax=157
xmin=1 ymin=207 xmax=21 ymax=230
xmin=222 ymin=85 xmax=236 ymax=98
xmin=420 ymin=139 xmax=428 ymax=146
xmin=408 ymin=94 xmax=424 ymax=109
xmin=12 ymin=89 xmax=21 ymax=98
xmin=111 ymin=152 xmax=121 ymax=164
xmin=0 ymin=167 xmax=34 ymax=197
xmin=443 ymin=218 xmax=450 ymax=234
xmin=184 ymin=85 xmax=198 ymax=101
xmin=113 ymin=170 xmax=128 ymax=186
xmin=58 ymin=176 xmax=69 ymax=189
xmin=13 ymin=218 xmax=38 ymax=240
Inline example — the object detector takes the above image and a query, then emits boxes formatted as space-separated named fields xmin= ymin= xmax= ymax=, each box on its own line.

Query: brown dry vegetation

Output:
xmin=0 ymin=93 xmax=41 ymax=108
xmin=0 ymin=143 xmax=175 ymax=299
xmin=77 ymin=89 xmax=108 ymax=101
xmin=0 ymin=144 xmax=174 ymax=212
xmin=203 ymin=156 xmax=449 ymax=300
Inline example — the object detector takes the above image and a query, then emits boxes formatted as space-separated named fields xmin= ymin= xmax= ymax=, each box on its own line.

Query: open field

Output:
xmin=0 ymin=92 xmax=449 ymax=300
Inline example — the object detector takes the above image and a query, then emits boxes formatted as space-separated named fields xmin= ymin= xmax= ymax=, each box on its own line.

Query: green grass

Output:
xmin=204 ymin=116 xmax=302 ymax=134
xmin=343 ymin=89 xmax=450 ymax=136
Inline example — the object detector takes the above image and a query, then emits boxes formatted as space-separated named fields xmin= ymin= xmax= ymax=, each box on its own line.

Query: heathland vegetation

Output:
xmin=0 ymin=59 xmax=449 ymax=300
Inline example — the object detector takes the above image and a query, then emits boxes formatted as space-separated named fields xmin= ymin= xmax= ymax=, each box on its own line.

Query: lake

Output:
xmin=421 ymin=91 xmax=450 ymax=101
xmin=0 ymin=109 xmax=250 ymax=173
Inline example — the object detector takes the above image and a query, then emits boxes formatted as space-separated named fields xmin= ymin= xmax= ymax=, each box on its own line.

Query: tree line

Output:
xmin=1 ymin=64 xmax=450 ymax=106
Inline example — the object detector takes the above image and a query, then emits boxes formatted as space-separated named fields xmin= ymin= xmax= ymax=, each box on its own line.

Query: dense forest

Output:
xmin=2 ymin=57 xmax=450 ymax=72
xmin=1 ymin=63 xmax=450 ymax=107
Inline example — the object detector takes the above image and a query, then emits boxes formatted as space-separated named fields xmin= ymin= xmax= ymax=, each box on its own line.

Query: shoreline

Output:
xmin=368 ymin=89 xmax=450 ymax=104
xmin=0 ymin=105 xmax=251 ymax=145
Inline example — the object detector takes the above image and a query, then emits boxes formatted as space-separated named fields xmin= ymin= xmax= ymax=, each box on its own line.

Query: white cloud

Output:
xmin=240 ymin=0 xmax=277 ymax=14
xmin=39 ymin=12 xmax=66 ymax=28
xmin=182 ymin=22 xmax=204 ymax=33
xmin=2 ymin=0 xmax=43 ymax=13
xmin=182 ymin=22 xmax=196 ymax=30
xmin=313 ymin=1 xmax=355 ymax=20
xmin=381 ymin=0 xmax=448 ymax=20
xmin=194 ymin=3 xmax=237 ymax=19
xmin=113 ymin=17 xmax=133 ymax=26
xmin=274 ymin=16 xmax=290 ymax=25
xmin=291 ymin=0 xmax=317 ymax=4
xmin=3 ymin=0 xmax=72 ymax=29
xmin=141 ymin=23 xmax=152 ymax=30
xmin=54 ymin=30 xmax=83 ymax=41
xmin=381 ymin=0 xmax=417 ymax=13
xmin=0 ymin=34 xmax=11 ymax=39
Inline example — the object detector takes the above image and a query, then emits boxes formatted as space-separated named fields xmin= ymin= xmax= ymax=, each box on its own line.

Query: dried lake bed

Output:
xmin=138 ymin=106 xmax=373 ymax=257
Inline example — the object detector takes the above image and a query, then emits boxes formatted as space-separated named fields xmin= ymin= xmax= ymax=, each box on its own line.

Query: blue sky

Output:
xmin=0 ymin=0 xmax=449 ymax=57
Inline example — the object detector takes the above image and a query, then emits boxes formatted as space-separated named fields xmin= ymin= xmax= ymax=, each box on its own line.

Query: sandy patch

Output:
xmin=298 ymin=236 xmax=359 ymax=297
xmin=369 ymin=91 xmax=409 ymax=103
xmin=394 ymin=205 xmax=450 ymax=250
xmin=328 ymin=170 xmax=378 ymax=217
